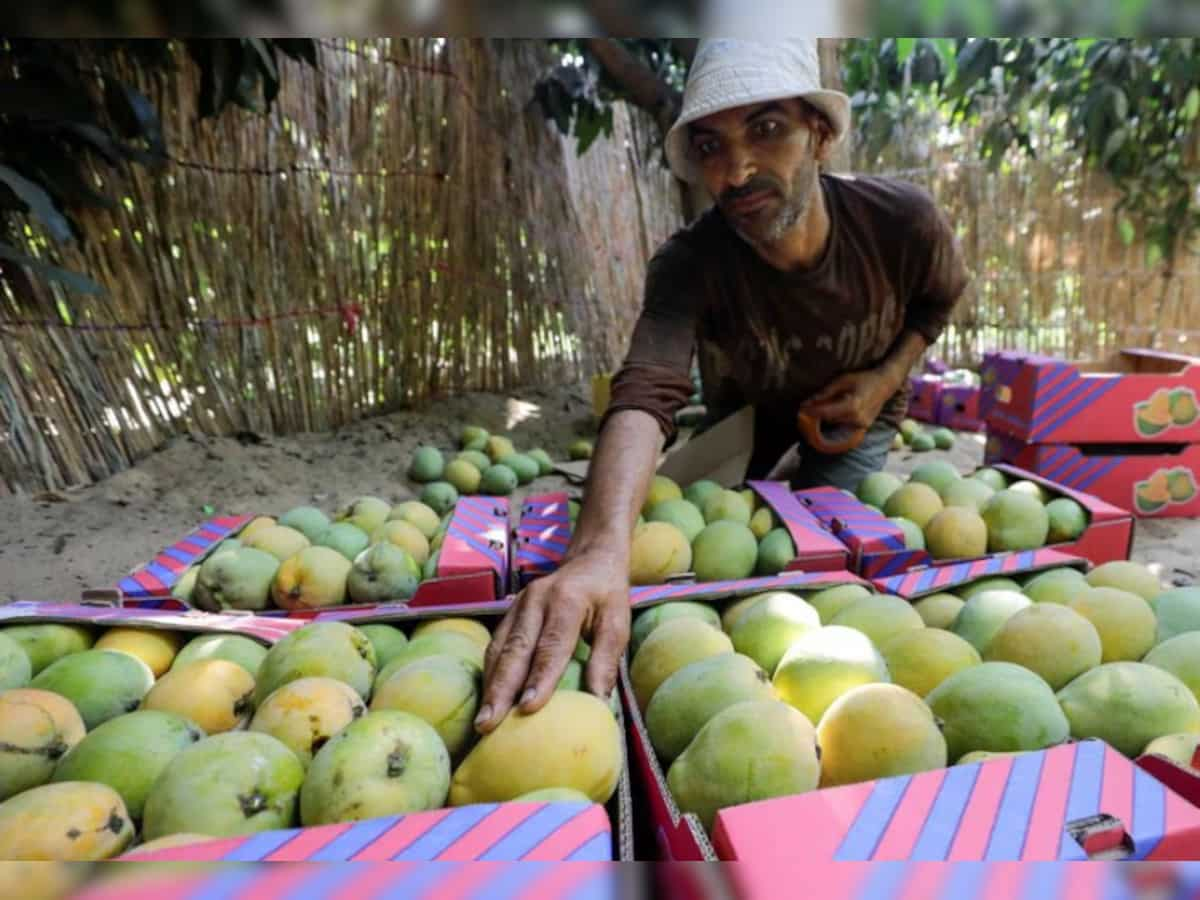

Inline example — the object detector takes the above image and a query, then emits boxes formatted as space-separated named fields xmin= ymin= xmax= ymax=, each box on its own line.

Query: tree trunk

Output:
xmin=818 ymin=38 xmax=852 ymax=174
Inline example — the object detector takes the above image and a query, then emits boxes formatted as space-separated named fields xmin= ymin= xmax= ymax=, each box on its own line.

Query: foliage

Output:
xmin=533 ymin=39 xmax=684 ymax=155
xmin=864 ymin=0 xmax=1200 ymax=36
xmin=0 ymin=38 xmax=315 ymax=296
xmin=843 ymin=38 xmax=1200 ymax=264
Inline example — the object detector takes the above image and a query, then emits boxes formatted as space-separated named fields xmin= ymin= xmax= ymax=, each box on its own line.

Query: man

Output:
xmin=475 ymin=39 xmax=969 ymax=733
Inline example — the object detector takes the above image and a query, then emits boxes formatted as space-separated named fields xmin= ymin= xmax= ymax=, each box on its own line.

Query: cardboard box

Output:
xmin=118 ymin=498 xmax=512 ymax=613
xmin=623 ymin=662 xmax=1200 ymax=865
xmin=980 ymin=348 xmax=1200 ymax=445
xmin=0 ymin=600 xmax=302 ymax=643
xmin=513 ymin=492 xmax=573 ymax=589
xmin=629 ymin=569 xmax=868 ymax=611
xmin=986 ymin=434 xmax=1200 ymax=518
xmin=798 ymin=463 xmax=1134 ymax=576
xmin=1138 ymin=744 xmax=1200 ymax=813
xmin=908 ymin=376 xmax=943 ymax=423
xmin=937 ymin=383 xmax=985 ymax=432
xmin=870 ymin=549 xmax=1089 ymax=599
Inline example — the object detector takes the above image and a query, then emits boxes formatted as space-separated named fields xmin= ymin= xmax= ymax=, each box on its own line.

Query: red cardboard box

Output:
xmin=986 ymin=434 xmax=1200 ymax=518
xmin=629 ymin=569 xmax=868 ymax=611
xmin=981 ymin=348 xmax=1200 ymax=445
xmin=937 ymin=383 xmax=985 ymax=432
xmin=514 ymin=492 xmax=572 ymax=589
xmin=798 ymin=463 xmax=1133 ymax=576
xmin=908 ymin=375 xmax=943 ymax=423
xmin=623 ymin=651 xmax=1200 ymax=863
xmin=118 ymin=498 xmax=512 ymax=613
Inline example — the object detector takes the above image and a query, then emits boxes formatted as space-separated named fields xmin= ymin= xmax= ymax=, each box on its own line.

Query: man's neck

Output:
xmin=746 ymin=176 xmax=831 ymax=273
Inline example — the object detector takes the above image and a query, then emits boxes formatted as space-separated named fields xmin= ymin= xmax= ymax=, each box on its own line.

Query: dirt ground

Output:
xmin=2 ymin=384 xmax=1197 ymax=603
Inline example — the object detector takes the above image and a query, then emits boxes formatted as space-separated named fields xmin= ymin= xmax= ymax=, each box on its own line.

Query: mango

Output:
xmin=1085 ymin=560 xmax=1162 ymax=601
xmin=940 ymin=478 xmax=995 ymax=513
xmin=449 ymin=691 xmax=620 ymax=805
xmin=956 ymin=750 xmax=1022 ymax=765
xmin=95 ymin=628 xmax=183 ymax=678
xmin=683 ymin=479 xmax=723 ymax=510
xmin=926 ymin=662 xmax=1069 ymax=761
xmin=909 ymin=461 xmax=961 ymax=496
xmin=0 ymin=782 xmax=133 ymax=860
xmin=982 ymin=490 xmax=1050 ymax=552
xmin=171 ymin=566 xmax=200 ymax=602
xmin=924 ymin=507 xmax=988 ymax=560
xmin=370 ymin=655 xmax=480 ymax=760
xmin=1008 ymin=480 xmax=1049 ymax=504
xmin=632 ymin=618 xmax=733 ymax=711
xmin=1150 ymin=587 xmax=1200 ymax=644
xmin=756 ymin=528 xmax=797 ymax=575
xmin=412 ymin=618 xmax=491 ymax=652
xmin=315 ymin=522 xmax=370 ymax=562
xmin=527 ymin=448 xmax=554 ymax=476
xmin=0 ymin=689 xmax=86 ymax=801
xmin=1069 ymin=587 xmax=1157 ymax=662
xmin=0 ymin=634 xmax=31 ymax=691
xmin=889 ymin=517 xmax=925 ymax=550
xmin=1143 ymin=633 xmax=1200 ymax=704
xmin=883 ymin=483 xmax=943 ymax=530
xmin=2 ymin=624 xmax=93 ymax=675
xmin=173 ymin=633 xmax=267 ymax=679
xmin=647 ymin=498 xmax=706 ymax=542
xmin=719 ymin=594 xmax=766 ymax=634
xmin=486 ymin=436 xmax=516 ymax=463
xmin=244 ymin=524 xmax=310 ymax=563
xmin=52 ymin=710 xmax=204 ymax=820
xmin=278 ymin=506 xmax=332 ymax=543
xmin=667 ymin=699 xmax=819 ymax=831
xmin=882 ymin=629 xmax=981 ymax=697
xmin=1024 ymin=568 xmax=1089 ymax=605
xmin=142 ymin=732 xmax=305 ymax=840
xmin=335 ymin=496 xmax=392 ymax=537
xmin=730 ymin=592 xmax=820 ymax=675
xmin=480 ymin=464 xmax=518 ymax=495
xmin=817 ymin=684 xmax=947 ymax=787
xmin=143 ymin=660 xmax=256 ymax=734
xmin=372 ymin=520 xmax=431 ymax=566
xmin=749 ymin=507 xmax=777 ymax=541
xmin=1045 ymin=498 xmax=1088 ymax=543
xmin=254 ymin=622 xmax=377 ymax=705
xmin=642 ymin=475 xmax=683 ymax=515
xmin=419 ymin=482 xmax=459 ymax=517
xmin=807 ymin=584 xmax=873 ymax=625
xmin=647 ymin=653 xmax=776 ymax=762
xmin=388 ymin=501 xmax=441 ymax=540
xmin=444 ymin=459 xmax=482 ymax=495
xmin=952 ymin=590 xmax=1031 ymax=653
xmin=568 ymin=440 xmax=593 ymax=461
xmin=702 ymin=489 xmax=752 ymax=526
xmin=121 ymin=833 xmax=214 ymax=857
xmin=830 ymin=594 xmax=924 ymax=648
xmin=347 ymin=543 xmax=419 ymax=604
xmin=377 ymin=632 xmax=484 ymax=683
xmin=972 ymin=468 xmax=1009 ymax=492
xmin=629 ymin=521 xmax=692 ymax=585
xmin=773 ymin=627 xmax=890 ymax=726
xmin=512 ymin=787 xmax=592 ymax=803
xmin=250 ymin=677 xmax=367 ymax=768
xmin=692 ymin=521 xmax=758 ymax=582
xmin=408 ymin=446 xmax=445 ymax=483
xmin=358 ymin=624 xmax=410 ymax=670
xmin=460 ymin=425 xmax=489 ymax=449
xmin=856 ymin=472 xmax=903 ymax=510
xmin=959 ymin=577 xmax=1023 ymax=600
xmin=192 ymin=546 xmax=279 ymax=611
xmin=1057 ymin=662 xmax=1200 ymax=758
xmin=984 ymin=604 xmax=1102 ymax=690
xmin=913 ymin=593 xmax=964 ymax=629
xmin=1142 ymin=733 xmax=1200 ymax=767
xmin=31 ymin=650 xmax=153 ymax=730
xmin=238 ymin=516 xmax=277 ymax=543
xmin=632 ymin=601 xmax=720 ymax=656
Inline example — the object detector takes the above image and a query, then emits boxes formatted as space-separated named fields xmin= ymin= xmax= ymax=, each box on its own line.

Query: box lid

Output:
xmin=873 ymin=549 xmax=1089 ymax=600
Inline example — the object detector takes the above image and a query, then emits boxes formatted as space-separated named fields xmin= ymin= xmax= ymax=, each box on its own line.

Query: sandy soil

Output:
xmin=2 ymin=388 xmax=1196 ymax=603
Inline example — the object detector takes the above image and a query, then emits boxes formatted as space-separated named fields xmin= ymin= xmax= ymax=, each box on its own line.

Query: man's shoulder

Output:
xmin=825 ymin=173 xmax=941 ymax=226
xmin=650 ymin=206 xmax=733 ymax=270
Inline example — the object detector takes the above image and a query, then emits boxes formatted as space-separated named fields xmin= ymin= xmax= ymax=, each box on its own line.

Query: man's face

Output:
xmin=688 ymin=99 xmax=830 ymax=245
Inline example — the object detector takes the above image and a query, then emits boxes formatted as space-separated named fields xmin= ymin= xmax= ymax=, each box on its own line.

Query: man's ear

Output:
xmin=813 ymin=129 xmax=835 ymax=163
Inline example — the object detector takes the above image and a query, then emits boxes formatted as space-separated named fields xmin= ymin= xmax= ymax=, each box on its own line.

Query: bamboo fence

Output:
xmin=0 ymin=39 xmax=681 ymax=494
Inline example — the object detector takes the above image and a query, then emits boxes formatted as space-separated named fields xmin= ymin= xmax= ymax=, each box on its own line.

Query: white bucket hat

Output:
xmin=664 ymin=39 xmax=852 ymax=184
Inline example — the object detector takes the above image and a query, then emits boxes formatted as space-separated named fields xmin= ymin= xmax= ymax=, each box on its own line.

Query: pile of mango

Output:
xmin=628 ymin=560 xmax=1200 ymax=832
xmin=407 ymin=425 xmax=591 ymax=500
xmin=858 ymin=463 xmax=1090 ymax=560
xmin=0 ymin=617 xmax=620 ymax=860
xmin=622 ymin=476 xmax=799 ymax=585
xmin=892 ymin=418 xmax=955 ymax=453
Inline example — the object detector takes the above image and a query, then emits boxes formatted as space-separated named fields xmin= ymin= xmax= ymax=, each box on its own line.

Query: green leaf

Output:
xmin=1102 ymin=127 xmax=1127 ymax=164
xmin=896 ymin=38 xmax=916 ymax=63
xmin=0 ymin=241 xmax=104 ymax=294
xmin=1118 ymin=216 xmax=1136 ymax=245
xmin=1184 ymin=87 xmax=1200 ymax=120
xmin=0 ymin=164 xmax=73 ymax=242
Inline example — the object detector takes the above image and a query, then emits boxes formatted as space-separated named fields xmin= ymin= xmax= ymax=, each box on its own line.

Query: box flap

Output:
xmin=0 ymin=601 xmax=301 ymax=643
xmin=630 ymin=570 xmax=866 ymax=610
xmin=656 ymin=406 xmax=755 ymax=488
xmin=872 ymin=549 xmax=1089 ymax=599
xmin=118 ymin=514 xmax=253 ymax=602
xmin=748 ymin=481 xmax=850 ymax=566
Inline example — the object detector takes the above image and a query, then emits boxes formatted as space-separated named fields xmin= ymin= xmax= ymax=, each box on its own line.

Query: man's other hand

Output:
xmin=801 ymin=368 xmax=896 ymax=431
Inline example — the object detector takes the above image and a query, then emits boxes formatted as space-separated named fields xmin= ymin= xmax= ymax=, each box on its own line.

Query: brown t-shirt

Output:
xmin=606 ymin=174 xmax=970 ymax=444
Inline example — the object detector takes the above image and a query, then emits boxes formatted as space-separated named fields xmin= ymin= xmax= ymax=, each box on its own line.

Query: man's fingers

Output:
xmin=518 ymin=601 xmax=586 ymax=714
xmin=476 ymin=599 xmax=544 ymax=734
xmin=584 ymin=599 xmax=630 ymax=702
xmin=483 ymin=603 xmax=518 ymax=682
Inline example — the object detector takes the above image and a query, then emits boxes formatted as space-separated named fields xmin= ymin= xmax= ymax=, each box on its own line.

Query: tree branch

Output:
xmin=583 ymin=38 xmax=682 ymax=136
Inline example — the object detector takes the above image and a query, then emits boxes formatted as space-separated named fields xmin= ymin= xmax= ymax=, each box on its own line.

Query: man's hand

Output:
xmin=475 ymin=550 xmax=630 ymax=734
xmin=801 ymin=368 xmax=897 ymax=431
